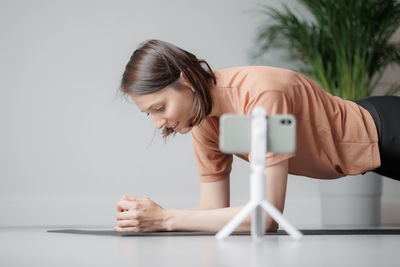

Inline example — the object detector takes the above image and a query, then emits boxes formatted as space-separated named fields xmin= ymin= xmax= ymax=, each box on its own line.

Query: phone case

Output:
xmin=219 ymin=114 xmax=296 ymax=154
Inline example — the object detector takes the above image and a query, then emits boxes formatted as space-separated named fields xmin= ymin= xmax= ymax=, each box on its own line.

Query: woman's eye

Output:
xmin=155 ymin=107 xmax=164 ymax=112
xmin=146 ymin=112 xmax=150 ymax=116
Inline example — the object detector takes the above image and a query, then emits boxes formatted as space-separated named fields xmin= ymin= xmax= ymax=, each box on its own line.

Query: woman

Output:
xmin=115 ymin=39 xmax=400 ymax=233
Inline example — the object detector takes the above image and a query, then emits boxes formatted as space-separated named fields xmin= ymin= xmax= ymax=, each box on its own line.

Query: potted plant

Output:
xmin=252 ymin=0 xmax=400 ymax=227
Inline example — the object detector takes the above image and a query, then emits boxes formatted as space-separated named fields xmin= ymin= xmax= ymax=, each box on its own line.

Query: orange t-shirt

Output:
xmin=191 ymin=66 xmax=380 ymax=183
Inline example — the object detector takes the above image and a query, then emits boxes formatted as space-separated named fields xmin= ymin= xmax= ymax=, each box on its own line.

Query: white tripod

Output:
xmin=215 ymin=107 xmax=303 ymax=240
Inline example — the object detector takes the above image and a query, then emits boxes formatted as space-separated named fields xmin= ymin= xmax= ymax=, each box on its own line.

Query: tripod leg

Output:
xmin=260 ymin=201 xmax=303 ymax=240
xmin=252 ymin=205 xmax=266 ymax=238
xmin=215 ymin=201 xmax=258 ymax=240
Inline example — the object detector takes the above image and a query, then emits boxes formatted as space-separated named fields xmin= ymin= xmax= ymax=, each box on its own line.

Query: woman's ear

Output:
xmin=180 ymin=71 xmax=195 ymax=93
xmin=180 ymin=71 xmax=190 ymax=87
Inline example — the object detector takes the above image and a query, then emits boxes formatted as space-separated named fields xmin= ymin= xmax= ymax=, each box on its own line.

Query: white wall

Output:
xmin=0 ymin=0 xmax=399 ymax=227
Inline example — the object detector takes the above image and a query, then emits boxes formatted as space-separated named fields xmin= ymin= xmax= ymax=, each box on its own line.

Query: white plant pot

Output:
xmin=319 ymin=172 xmax=383 ymax=227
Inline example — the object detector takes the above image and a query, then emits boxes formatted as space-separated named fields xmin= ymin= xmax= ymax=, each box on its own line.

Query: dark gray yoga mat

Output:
xmin=47 ymin=229 xmax=400 ymax=236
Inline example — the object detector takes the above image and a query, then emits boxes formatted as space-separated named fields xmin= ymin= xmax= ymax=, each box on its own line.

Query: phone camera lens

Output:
xmin=280 ymin=119 xmax=292 ymax=125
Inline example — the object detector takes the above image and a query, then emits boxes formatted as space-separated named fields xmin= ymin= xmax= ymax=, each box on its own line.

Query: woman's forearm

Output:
xmin=164 ymin=161 xmax=289 ymax=233
xmin=165 ymin=206 xmax=279 ymax=232
xmin=164 ymin=206 xmax=252 ymax=232
xmin=115 ymin=197 xmax=278 ymax=232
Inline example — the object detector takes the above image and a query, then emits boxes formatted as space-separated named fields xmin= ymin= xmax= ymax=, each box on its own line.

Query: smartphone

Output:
xmin=219 ymin=114 xmax=296 ymax=154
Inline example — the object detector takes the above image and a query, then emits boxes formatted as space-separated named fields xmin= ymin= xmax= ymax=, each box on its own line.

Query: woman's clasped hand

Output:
xmin=115 ymin=196 xmax=168 ymax=232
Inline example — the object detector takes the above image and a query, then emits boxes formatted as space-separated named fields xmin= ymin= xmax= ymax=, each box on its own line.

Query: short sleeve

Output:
xmin=191 ymin=118 xmax=233 ymax=183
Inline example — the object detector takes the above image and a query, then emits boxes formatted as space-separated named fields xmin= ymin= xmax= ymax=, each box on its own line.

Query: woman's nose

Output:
xmin=152 ymin=115 xmax=166 ymax=129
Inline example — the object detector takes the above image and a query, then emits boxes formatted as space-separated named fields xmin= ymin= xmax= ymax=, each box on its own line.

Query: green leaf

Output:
xmin=251 ymin=0 xmax=400 ymax=100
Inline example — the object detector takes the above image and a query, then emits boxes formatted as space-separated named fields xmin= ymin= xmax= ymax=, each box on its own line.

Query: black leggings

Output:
xmin=354 ymin=96 xmax=400 ymax=180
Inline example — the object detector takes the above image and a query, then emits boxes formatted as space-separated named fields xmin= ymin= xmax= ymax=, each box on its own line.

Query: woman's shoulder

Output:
xmin=215 ymin=65 xmax=298 ymax=76
xmin=215 ymin=66 xmax=301 ymax=97
xmin=214 ymin=66 xmax=301 ymax=89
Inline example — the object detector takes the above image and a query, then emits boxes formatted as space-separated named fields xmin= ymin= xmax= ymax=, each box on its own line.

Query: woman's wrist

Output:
xmin=162 ymin=209 xmax=176 ymax=231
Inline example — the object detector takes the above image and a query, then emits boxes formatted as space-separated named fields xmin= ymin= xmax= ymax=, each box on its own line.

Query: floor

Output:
xmin=1 ymin=227 xmax=399 ymax=267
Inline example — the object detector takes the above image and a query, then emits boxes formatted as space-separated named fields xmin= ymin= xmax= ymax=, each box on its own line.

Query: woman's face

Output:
xmin=130 ymin=84 xmax=194 ymax=134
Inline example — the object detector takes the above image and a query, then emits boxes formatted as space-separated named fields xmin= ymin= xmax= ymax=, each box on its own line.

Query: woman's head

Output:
xmin=120 ymin=40 xmax=216 ymax=137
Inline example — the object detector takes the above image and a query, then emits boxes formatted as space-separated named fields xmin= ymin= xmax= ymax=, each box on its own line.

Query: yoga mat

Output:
xmin=47 ymin=229 xmax=400 ymax=236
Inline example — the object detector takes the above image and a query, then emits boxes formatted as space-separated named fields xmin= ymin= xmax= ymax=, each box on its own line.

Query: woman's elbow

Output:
xmin=266 ymin=221 xmax=279 ymax=233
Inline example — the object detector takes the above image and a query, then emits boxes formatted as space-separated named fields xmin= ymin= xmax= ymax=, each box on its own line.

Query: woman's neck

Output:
xmin=209 ymin=86 xmax=222 ymax=117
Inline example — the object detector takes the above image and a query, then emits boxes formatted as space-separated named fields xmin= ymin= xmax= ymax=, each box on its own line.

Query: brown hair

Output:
xmin=120 ymin=40 xmax=216 ymax=138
